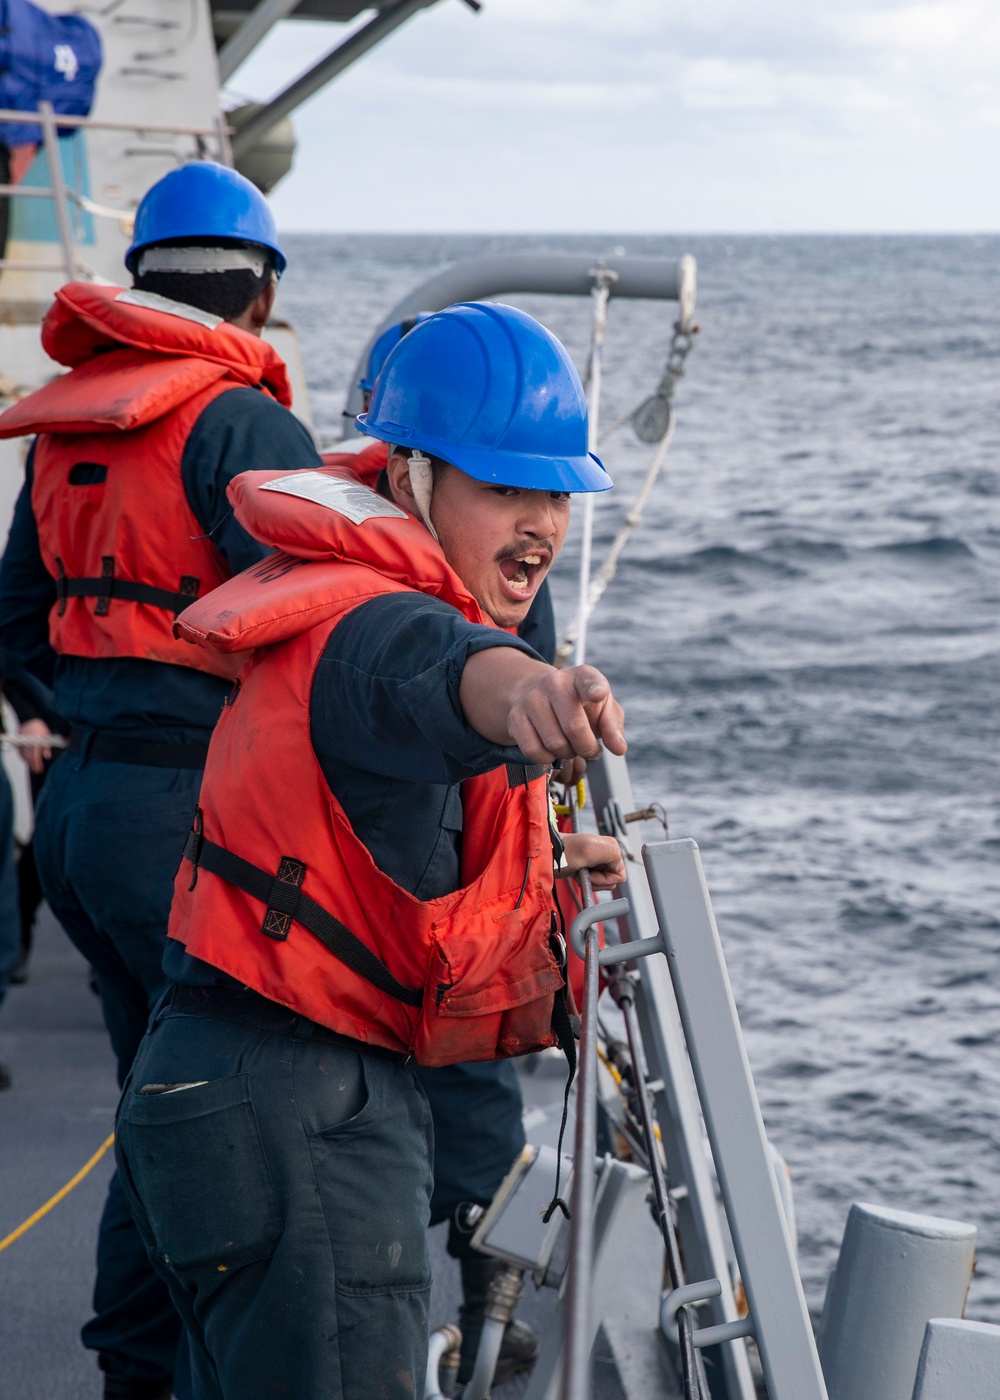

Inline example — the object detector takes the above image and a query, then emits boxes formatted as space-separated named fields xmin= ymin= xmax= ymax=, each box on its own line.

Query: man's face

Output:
xmin=408 ymin=462 xmax=570 ymax=629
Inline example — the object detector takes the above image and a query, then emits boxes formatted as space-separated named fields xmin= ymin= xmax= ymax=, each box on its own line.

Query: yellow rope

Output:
xmin=0 ymin=1131 xmax=115 ymax=1254
xmin=595 ymin=1046 xmax=663 ymax=1144
xmin=597 ymin=1042 xmax=623 ymax=1085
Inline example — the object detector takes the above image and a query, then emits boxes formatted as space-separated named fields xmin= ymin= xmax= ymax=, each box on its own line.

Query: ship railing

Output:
xmin=0 ymin=101 xmax=232 ymax=283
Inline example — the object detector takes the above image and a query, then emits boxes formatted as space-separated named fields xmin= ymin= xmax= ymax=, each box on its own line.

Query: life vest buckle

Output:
xmin=55 ymin=558 xmax=68 ymax=616
xmin=95 ymin=556 xmax=114 ymax=616
xmin=183 ymin=808 xmax=205 ymax=891
xmin=549 ymin=927 xmax=568 ymax=970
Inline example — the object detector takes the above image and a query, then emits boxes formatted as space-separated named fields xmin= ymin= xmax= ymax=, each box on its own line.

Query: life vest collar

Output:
xmin=175 ymin=467 xmax=490 ymax=654
xmin=41 ymin=282 xmax=292 ymax=406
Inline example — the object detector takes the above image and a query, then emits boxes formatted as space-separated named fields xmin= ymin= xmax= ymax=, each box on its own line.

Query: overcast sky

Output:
xmin=227 ymin=0 xmax=1000 ymax=232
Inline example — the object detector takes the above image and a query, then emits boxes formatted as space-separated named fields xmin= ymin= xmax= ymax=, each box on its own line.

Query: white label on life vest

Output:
xmin=259 ymin=471 xmax=408 ymax=525
xmin=115 ymin=289 xmax=224 ymax=329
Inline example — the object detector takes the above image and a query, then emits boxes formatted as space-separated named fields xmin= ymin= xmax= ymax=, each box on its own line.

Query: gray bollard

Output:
xmin=818 ymin=1202 xmax=975 ymax=1400
xmin=912 ymin=1318 xmax=1000 ymax=1400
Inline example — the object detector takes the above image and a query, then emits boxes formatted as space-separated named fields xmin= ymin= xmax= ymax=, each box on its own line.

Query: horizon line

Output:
xmin=279 ymin=227 xmax=1000 ymax=239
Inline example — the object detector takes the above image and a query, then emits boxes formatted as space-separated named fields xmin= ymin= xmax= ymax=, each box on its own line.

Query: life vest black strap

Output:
xmin=54 ymin=555 xmax=200 ymax=617
xmin=541 ymin=919 xmax=577 ymax=1224
xmin=181 ymin=827 xmax=424 ymax=1010
xmin=506 ymin=761 xmax=550 ymax=788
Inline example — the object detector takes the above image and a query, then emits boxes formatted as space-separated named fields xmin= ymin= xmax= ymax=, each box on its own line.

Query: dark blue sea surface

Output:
xmin=278 ymin=233 xmax=1000 ymax=1320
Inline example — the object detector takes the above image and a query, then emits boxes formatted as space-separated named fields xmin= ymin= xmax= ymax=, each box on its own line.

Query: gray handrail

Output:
xmin=0 ymin=106 xmax=225 ymax=137
xmin=340 ymin=252 xmax=697 ymax=430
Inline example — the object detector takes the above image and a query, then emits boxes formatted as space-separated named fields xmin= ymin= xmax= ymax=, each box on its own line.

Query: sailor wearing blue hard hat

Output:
xmin=0 ymin=159 xmax=318 ymax=1400
xmin=321 ymin=314 xmax=435 ymax=491
xmin=359 ymin=312 xmax=433 ymax=398
xmin=126 ymin=158 xmax=287 ymax=279
xmin=359 ymin=300 xmax=610 ymax=626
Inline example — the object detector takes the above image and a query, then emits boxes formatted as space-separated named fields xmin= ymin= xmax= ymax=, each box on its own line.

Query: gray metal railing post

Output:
xmin=214 ymin=111 xmax=235 ymax=168
xmin=561 ymin=896 xmax=629 ymax=1400
xmin=37 ymin=102 xmax=76 ymax=282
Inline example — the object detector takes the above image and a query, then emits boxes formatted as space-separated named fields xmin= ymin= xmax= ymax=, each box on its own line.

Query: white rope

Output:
xmin=556 ymin=313 xmax=697 ymax=669
xmin=556 ymin=408 xmax=676 ymax=669
xmin=68 ymin=192 xmax=134 ymax=223
xmin=575 ymin=268 xmax=617 ymax=668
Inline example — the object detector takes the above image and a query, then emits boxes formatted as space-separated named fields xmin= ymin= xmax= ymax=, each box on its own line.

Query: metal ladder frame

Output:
xmin=584 ymin=750 xmax=830 ymax=1398
xmin=0 ymin=103 xmax=232 ymax=283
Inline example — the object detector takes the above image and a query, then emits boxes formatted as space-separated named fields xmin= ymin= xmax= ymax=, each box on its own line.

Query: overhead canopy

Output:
xmin=211 ymin=0 xmax=389 ymax=40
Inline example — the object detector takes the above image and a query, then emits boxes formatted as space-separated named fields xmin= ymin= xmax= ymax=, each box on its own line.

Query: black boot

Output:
xmin=456 ymin=1254 xmax=539 ymax=1387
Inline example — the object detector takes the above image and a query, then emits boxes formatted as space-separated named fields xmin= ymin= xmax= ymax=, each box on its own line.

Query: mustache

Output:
xmin=494 ymin=539 xmax=554 ymax=564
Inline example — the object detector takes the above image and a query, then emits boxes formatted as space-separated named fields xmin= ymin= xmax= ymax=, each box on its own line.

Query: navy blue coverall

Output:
xmin=0 ymin=386 xmax=322 ymax=1395
xmin=118 ymin=592 xmax=542 ymax=1400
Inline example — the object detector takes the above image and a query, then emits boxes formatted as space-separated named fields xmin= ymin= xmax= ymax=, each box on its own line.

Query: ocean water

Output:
xmin=278 ymin=233 xmax=1000 ymax=1321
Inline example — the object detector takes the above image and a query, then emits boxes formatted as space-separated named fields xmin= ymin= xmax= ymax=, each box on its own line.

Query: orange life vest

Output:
xmin=168 ymin=467 xmax=566 ymax=1066
xmin=0 ymin=283 xmax=294 ymax=680
xmin=320 ymin=439 xmax=388 ymax=491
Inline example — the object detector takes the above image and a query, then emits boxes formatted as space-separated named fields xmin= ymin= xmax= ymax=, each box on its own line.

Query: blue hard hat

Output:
xmin=359 ymin=313 xmax=433 ymax=394
xmin=357 ymin=302 xmax=611 ymax=493
xmin=125 ymin=161 xmax=287 ymax=276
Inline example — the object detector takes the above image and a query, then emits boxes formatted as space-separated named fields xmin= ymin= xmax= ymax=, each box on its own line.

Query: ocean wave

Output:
xmin=875 ymin=535 xmax=976 ymax=561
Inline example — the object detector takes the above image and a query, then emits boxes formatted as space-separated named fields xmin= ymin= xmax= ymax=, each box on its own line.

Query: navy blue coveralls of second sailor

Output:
xmin=0 ymin=384 xmax=321 ymax=1393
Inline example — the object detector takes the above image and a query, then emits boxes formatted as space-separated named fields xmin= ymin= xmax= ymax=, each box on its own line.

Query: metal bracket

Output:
xmin=567 ymin=899 xmax=631 ymax=961
xmin=660 ymin=1278 xmax=756 ymax=1349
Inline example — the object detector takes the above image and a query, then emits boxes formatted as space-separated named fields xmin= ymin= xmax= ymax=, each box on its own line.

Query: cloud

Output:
xmin=227 ymin=0 xmax=1000 ymax=231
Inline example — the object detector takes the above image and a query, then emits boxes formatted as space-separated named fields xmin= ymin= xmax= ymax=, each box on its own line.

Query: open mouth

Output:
xmin=498 ymin=550 xmax=549 ymax=601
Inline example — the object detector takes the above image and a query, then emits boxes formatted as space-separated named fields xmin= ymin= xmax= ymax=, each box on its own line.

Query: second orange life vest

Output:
xmin=0 ymin=283 xmax=294 ymax=680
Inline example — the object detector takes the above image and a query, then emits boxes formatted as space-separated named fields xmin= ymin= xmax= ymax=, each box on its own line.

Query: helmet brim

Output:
xmin=356 ymin=415 xmax=612 ymax=493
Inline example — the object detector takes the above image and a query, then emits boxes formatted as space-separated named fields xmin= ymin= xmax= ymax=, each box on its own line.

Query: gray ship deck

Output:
xmin=0 ymin=910 xmax=643 ymax=1399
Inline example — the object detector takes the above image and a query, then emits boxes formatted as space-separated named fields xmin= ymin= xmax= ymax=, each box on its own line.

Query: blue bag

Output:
xmin=0 ymin=0 xmax=102 ymax=147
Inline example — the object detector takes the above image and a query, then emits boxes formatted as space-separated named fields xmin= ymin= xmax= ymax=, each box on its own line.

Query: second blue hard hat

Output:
xmin=125 ymin=161 xmax=287 ymax=275
xmin=357 ymin=302 xmax=612 ymax=493
xmin=359 ymin=313 xmax=433 ymax=394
